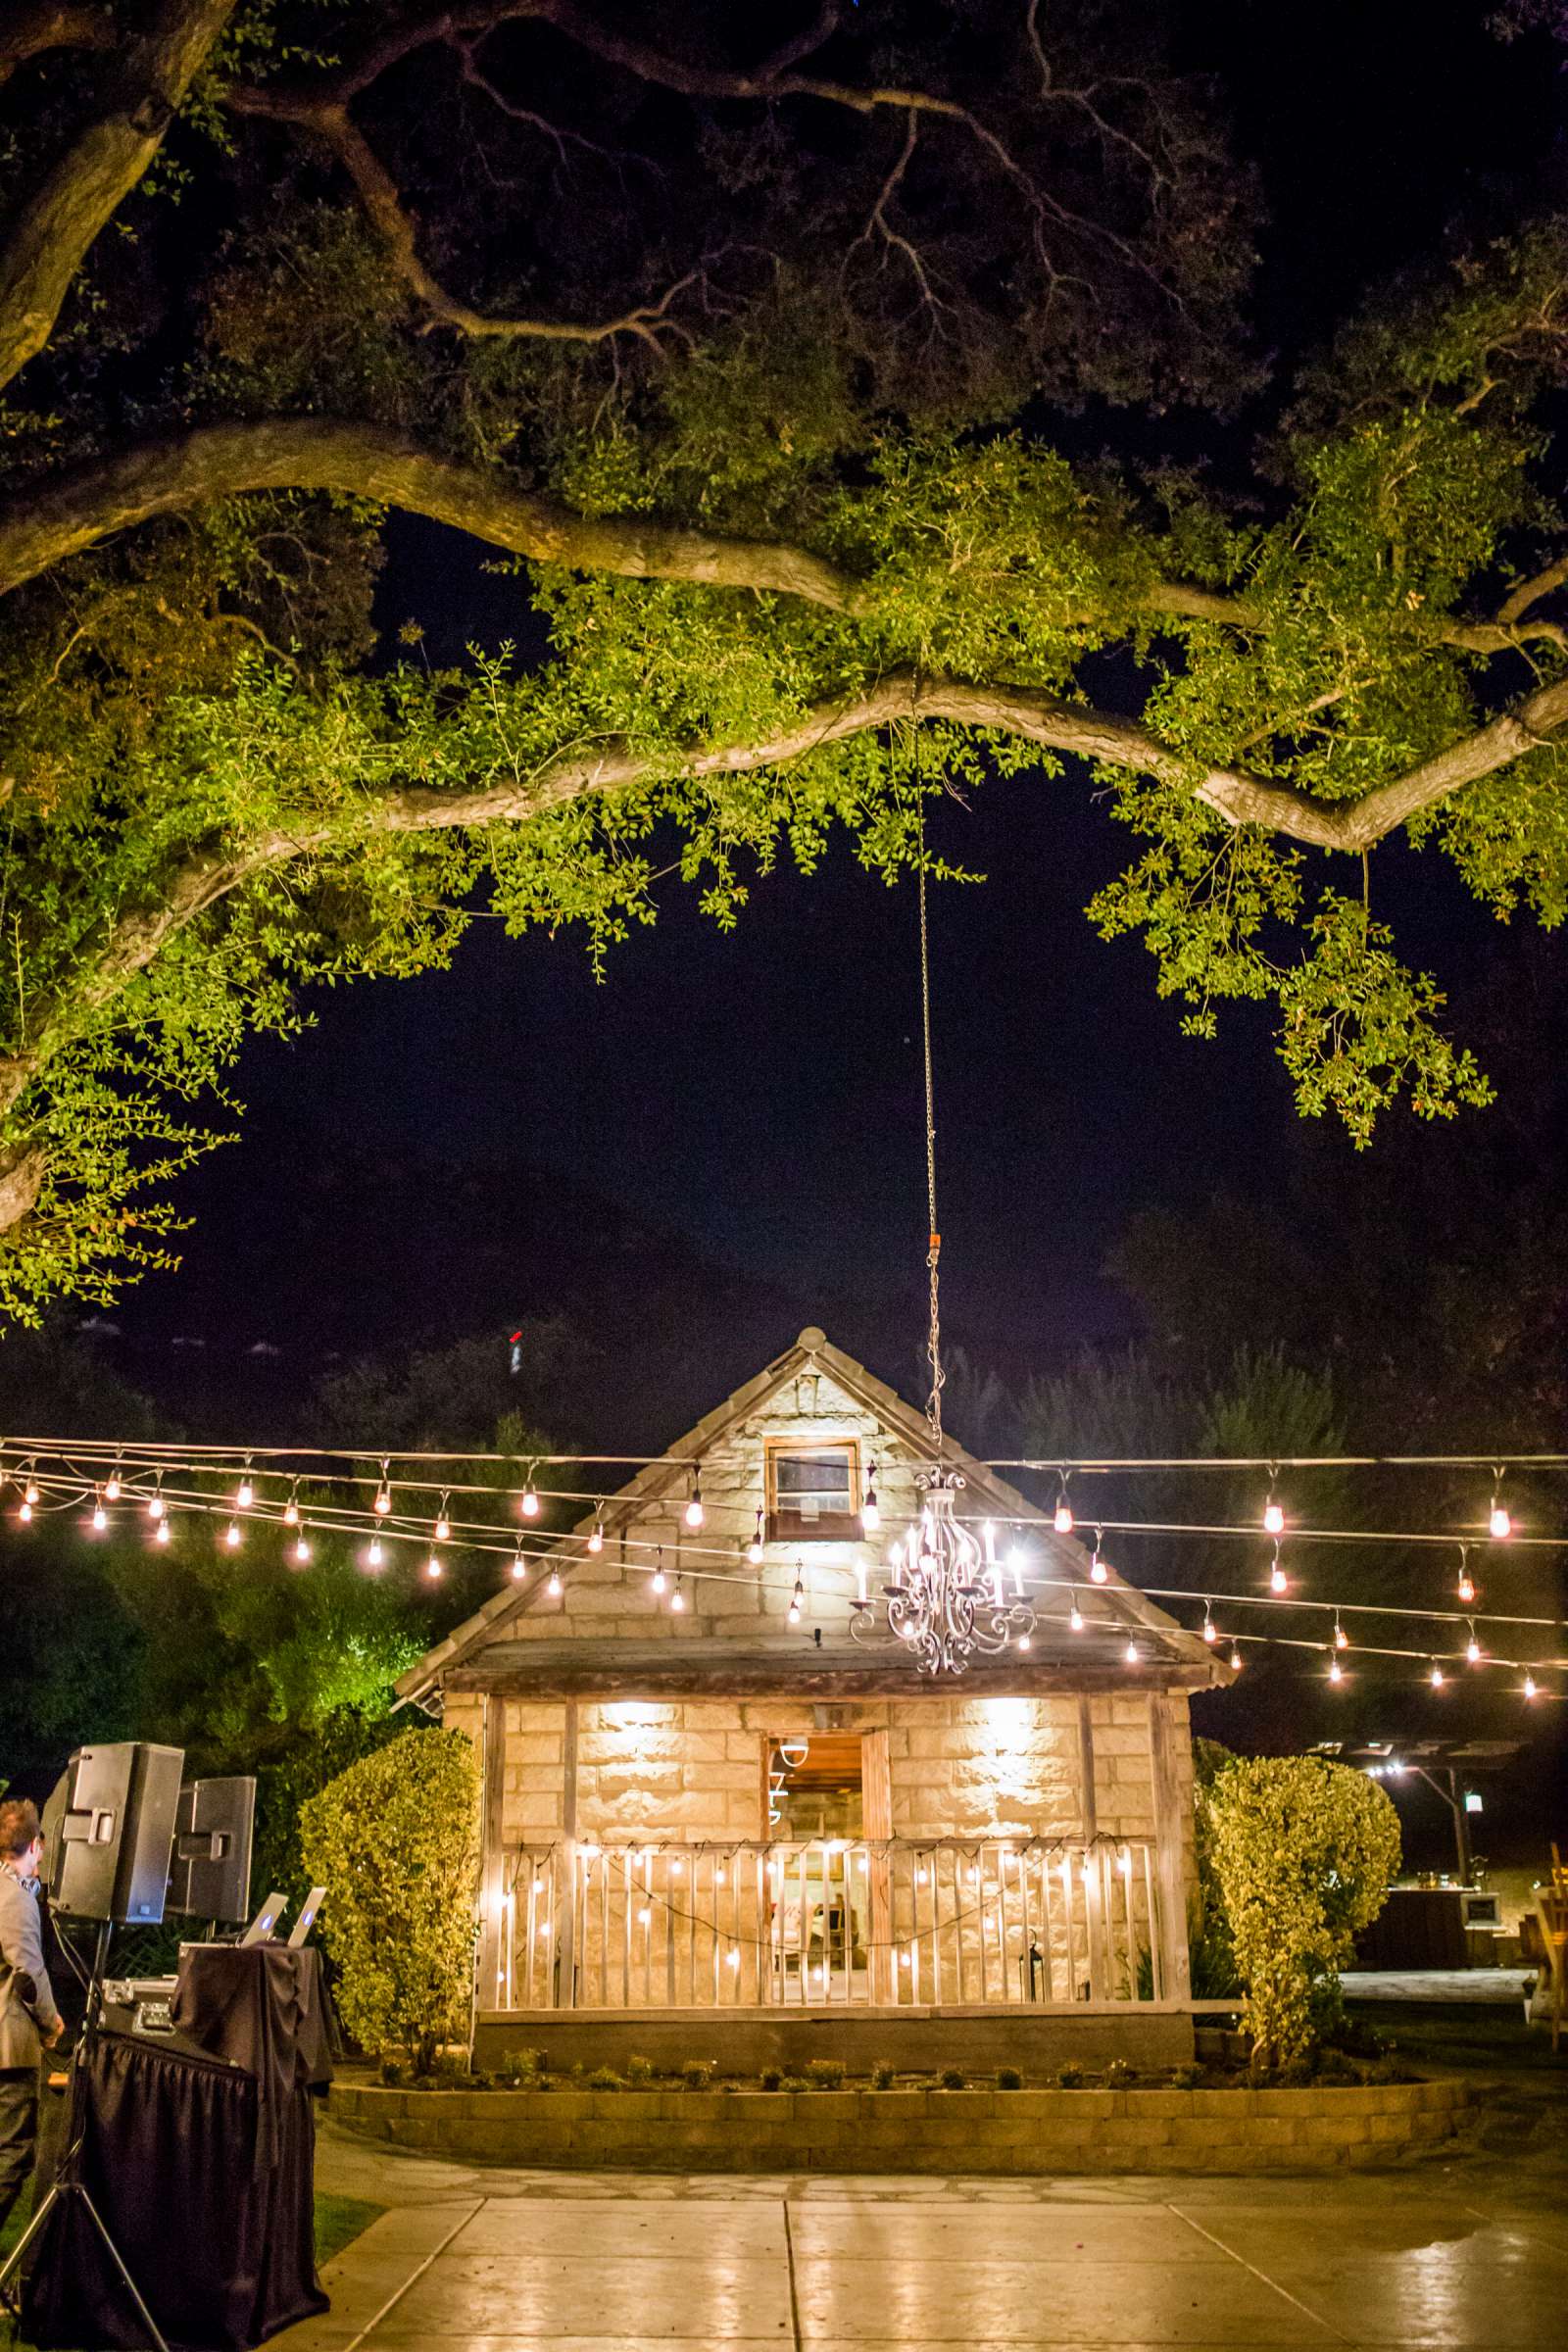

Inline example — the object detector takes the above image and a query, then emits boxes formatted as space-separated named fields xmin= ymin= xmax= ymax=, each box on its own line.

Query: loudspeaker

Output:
xmin=167 ymin=1777 xmax=256 ymax=1924
xmin=39 ymin=1743 xmax=184 ymax=1924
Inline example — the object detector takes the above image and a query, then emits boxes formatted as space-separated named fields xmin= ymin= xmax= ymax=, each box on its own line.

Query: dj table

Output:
xmin=24 ymin=1944 xmax=333 ymax=2352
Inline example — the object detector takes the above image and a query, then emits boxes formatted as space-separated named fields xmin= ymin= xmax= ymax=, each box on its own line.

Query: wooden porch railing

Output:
xmin=487 ymin=1838 xmax=1169 ymax=2012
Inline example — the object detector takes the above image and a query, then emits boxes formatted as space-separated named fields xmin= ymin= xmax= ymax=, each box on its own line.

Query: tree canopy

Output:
xmin=2 ymin=1 xmax=1567 ymax=1320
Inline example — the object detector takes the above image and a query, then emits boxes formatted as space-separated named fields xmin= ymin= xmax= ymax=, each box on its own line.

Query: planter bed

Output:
xmin=330 ymin=2074 xmax=1468 ymax=2174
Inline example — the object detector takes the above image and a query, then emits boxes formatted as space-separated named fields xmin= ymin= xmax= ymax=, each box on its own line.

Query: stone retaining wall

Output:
xmin=331 ymin=2077 xmax=1466 ymax=2174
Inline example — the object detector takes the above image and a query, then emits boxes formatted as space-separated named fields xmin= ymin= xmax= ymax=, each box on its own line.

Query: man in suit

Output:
xmin=0 ymin=1797 xmax=64 ymax=2236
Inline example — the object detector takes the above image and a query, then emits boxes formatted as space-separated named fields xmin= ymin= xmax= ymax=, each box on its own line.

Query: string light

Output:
xmin=1524 ymin=1671 xmax=1538 ymax=1700
xmin=670 ymin=1574 xmax=685 ymax=1612
xmin=434 ymin=1491 xmax=451 ymax=1542
xmin=1430 ymin=1658 xmax=1445 ymax=1689
xmin=1069 ymin=1592 xmax=1084 ymax=1633
xmin=1201 ymin=1603 xmax=1217 ymax=1645
xmin=104 ymin=1460 xmax=122 ymax=1503
xmin=1456 ymin=1549 xmax=1476 ymax=1604
xmin=587 ymin=1512 xmax=605 ymax=1555
xmin=293 ymin=1533 xmax=312 ymax=1567
xmin=1466 ymin=1621 xmax=1483 ymax=1666
xmin=1334 ymin=1611 xmax=1348 ymax=1651
xmin=373 ymin=1461 xmax=392 ymax=1516
xmin=365 ymin=1536 xmax=383 ymax=1570
xmin=547 ymin=1567 xmax=563 ymax=1597
xmin=749 ymin=1507 xmax=764 ymax=1565
xmin=1269 ymin=1541 xmax=1288 ymax=1596
xmin=146 ymin=1482 xmax=166 ymax=1522
xmin=1489 ymin=1473 xmax=1511 ymax=1541
xmin=1089 ymin=1529 xmax=1108 ymax=1584
xmin=511 ymin=1547 xmax=527 ymax=1582
xmin=1263 ymin=1473 xmax=1285 ymax=1538
xmin=651 ymin=1549 xmax=666 ymax=1595
xmin=283 ymin=1480 xmax=300 ymax=1528
xmin=154 ymin=1516 xmax=171 ymax=1546
xmin=520 ymin=1470 xmax=540 ymax=1520
xmin=235 ymin=1459 xmax=254 ymax=1509
xmin=224 ymin=1518 xmax=242 ymax=1550
xmin=23 ymin=1466 xmax=39 ymax=1508
xmin=684 ymin=1474 xmax=705 ymax=1532
xmin=17 ymin=1497 xmax=30 ymax=1524
xmin=425 ymin=1551 xmax=443 ymax=1581
xmin=861 ymin=1467 xmax=880 ymax=1533
xmin=1229 ymin=1643 xmax=1243 ymax=1671
xmin=1124 ymin=1636 xmax=1139 ymax=1664
xmin=1054 ymin=1474 xmax=1074 ymax=1535
xmin=788 ymin=1575 xmax=804 ymax=1627
xmin=1328 ymin=1650 xmax=1343 ymax=1684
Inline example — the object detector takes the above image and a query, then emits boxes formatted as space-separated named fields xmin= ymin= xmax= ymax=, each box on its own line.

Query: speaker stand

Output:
xmin=0 ymin=1923 xmax=171 ymax=2352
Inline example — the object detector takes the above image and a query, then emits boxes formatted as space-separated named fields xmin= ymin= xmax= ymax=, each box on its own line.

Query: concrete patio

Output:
xmin=278 ymin=2105 xmax=1568 ymax=2351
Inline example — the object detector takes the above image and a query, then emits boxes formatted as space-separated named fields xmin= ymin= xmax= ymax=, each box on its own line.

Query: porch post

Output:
xmin=1146 ymin=1690 xmax=1193 ymax=2004
xmin=556 ymin=1697 xmax=580 ymax=2009
xmin=1076 ymin=1698 xmax=1098 ymax=1841
xmin=478 ymin=1693 xmax=508 ymax=2009
xmin=862 ymin=1728 xmax=894 ymax=2002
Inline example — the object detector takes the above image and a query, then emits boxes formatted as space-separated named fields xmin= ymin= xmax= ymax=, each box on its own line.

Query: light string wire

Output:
xmin=11 ymin=1465 xmax=1564 ymax=1686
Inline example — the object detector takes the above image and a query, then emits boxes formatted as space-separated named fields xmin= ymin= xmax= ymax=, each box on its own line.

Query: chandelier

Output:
xmin=850 ymin=786 xmax=1037 ymax=1677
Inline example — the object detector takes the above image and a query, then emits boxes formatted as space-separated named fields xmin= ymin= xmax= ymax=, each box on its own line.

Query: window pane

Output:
xmin=774 ymin=1446 xmax=854 ymax=1519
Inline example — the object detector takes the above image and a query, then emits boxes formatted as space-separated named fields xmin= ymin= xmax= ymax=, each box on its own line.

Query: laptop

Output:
xmin=288 ymin=1887 xmax=325 ymax=1949
xmin=239 ymin=1891 xmax=287 ymax=1946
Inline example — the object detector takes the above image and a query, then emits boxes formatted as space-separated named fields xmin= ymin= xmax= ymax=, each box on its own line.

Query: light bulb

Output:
xmin=547 ymin=1568 xmax=562 ymax=1596
xmin=1270 ymin=1563 xmax=1288 ymax=1595
xmin=1336 ymin=1624 xmax=1348 ymax=1650
xmin=1124 ymin=1637 xmax=1139 ymax=1664
xmin=225 ymin=1518 xmax=241 ymax=1549
xmin=19 ymin=1500 xmax=32 ymax=1524
xmin=1524 ymin=1672 xmax=1538 ymax=1700
xmin=1328 ymin=1656 xmax=1342 ymax=1684
xmin=147 ymin=1492 xmax=165 ymax=1520
xmin=511 ymin=1553 xmax=527 ymax=1582
xmin=1457 ymin=1569 xmax=1476 ymax=1604
xmin=1069 ymin=1597 xmax=1084 ymax=1632
xmin=1054 ymin=1499 xmax=1074 ymax=1535
xmin=521 ymin=1482 xmax=540 ymax=1519
xmin=670 ymin=1578 xmax=685 ymax=1612
xmin=1229 ymin=1644 xmax=1243 ymax=1671
xmin=1017 ymin=1632 xmax=1032 ymax=1651
xmin=236 ymin=1475 xmax=253 ymax=1508
xmin=1490 ymin=1497 xmax=1511 ymax=1541
xmin=1090 ymin=1550 xmax=1108 ymax=1586
xmin=1466 ymin=1632 xmax=1482 ymax=1665
xmin=1430 ymin=1660 xmax=1445 ymax=1688
xmin=434 ymin=1512 xmax=451 ymax=1543
xmin=651 ymin=1565 xmax=666 ymax=1594
xmin=787 ymin=1598 xmax=801 ymax=1626
xmin=1202 ymin=1615 xmax=1217 ymax=1643
xmin=1263 ymin=1498 xmax=1284 ymax=1537
xmin=366 ymin=1536 xmax=383 ymax=1569
xmin=105 ymin=1469 xmax=122 ymax=1503
xmin=283 ymin=1496 xmax=299 ymax=1528
xmin=684 ymin=1480 xmax=704 ymax=1531
xmin=155 ymin=1517 xmax=171 ymax=1545
xmin=425 ymin=1552 xmax=443 ymax=1580
xmin=373 ymin=1487 xmax=391 ymax=1517
xmin=294 ymin=1535 xmax=311 ymax=1566
xmin=587 ymin=1520 xmax=604 ymax=1555
xmin=24 ymin=1474 xmax=39 ymax=1506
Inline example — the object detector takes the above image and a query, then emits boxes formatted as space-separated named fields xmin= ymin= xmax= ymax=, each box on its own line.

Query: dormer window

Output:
xmin=765 ymin=1438 xmax=861 ymax=1542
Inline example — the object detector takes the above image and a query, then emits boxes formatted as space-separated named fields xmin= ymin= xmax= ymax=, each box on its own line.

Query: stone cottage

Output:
xmin=396 ymin=1328 xmax=1233 ymax=2070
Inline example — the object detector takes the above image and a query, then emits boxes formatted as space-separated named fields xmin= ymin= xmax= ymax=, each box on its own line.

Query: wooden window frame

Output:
xmin=764 ymin=1435 xmax=862 ymax=1544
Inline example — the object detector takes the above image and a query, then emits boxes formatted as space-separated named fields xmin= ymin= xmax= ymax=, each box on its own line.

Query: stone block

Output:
xmin=509 ymin=1734 xmax=564 ymax=1764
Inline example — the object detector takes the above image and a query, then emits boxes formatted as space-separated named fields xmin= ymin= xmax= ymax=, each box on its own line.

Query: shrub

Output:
xmin=937 ymin=2065 xmax=967 ymax=2090
xmin=1104 ymin=2058 xmax=1137 ymax=2088
xmin=624 ymin=2054 xmax=656 ymax=2083
xmin=1205 ymin=1754 xmax=1400 ymax=2075
xmin=587 ymin=2066 xmax=623 ymax=2091
xmin=300 ymin=1726 xmax=480 ymax=2075
xmin=870 ymin=2063 xmax=896 ymax=2090
xmin=377 ymin=2058 xmax=405 ymax=2087
xmin=498 ymin=2046 xmax=544 ymax=2084
xmin=804 ymin=2058 xmax=846 ymax=2089
xmin=759 ymin=2065 xmax=783 ymax=2090
xmin=1171 ymin=2064 xmax=1200 ymax=2090
xmin=1056 ymin=2064 xmax=1085 ymax=2088
xmin=996 ymin=2066 xmax=1023 ymax=2090
xmin=681 ymin=2059 xmax=714 ymax=2090
xmin=780 ymin=2076 xmax=808 ymax=2092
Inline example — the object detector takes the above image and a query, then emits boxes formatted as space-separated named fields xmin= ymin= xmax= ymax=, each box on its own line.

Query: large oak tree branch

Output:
xmin=0 ymin=0 xmax=237 ymax=393
xmin=0 ymin=4 xmax=116 ymax=90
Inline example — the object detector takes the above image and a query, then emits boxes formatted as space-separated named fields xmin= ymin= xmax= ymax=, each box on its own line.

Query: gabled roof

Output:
xmin=397 ymin=1325 xmax=1228 ymax=1698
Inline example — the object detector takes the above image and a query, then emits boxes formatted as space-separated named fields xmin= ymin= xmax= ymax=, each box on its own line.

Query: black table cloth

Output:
xmin=24 ymin=1946 xmax=331 ymax=2351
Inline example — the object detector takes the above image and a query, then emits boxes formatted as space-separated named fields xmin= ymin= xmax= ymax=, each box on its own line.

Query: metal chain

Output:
xmin=917 ymin=780 xmax=944 ymax=1454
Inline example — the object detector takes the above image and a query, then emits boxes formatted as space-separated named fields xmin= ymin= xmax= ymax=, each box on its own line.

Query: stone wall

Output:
xmin=334 ymin=2076 xmax=1468 ymax=2174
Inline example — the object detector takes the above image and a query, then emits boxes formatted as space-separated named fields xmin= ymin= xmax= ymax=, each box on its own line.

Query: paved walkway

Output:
xmin=281 ymin=2114 xmax=1568 ymax=2351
